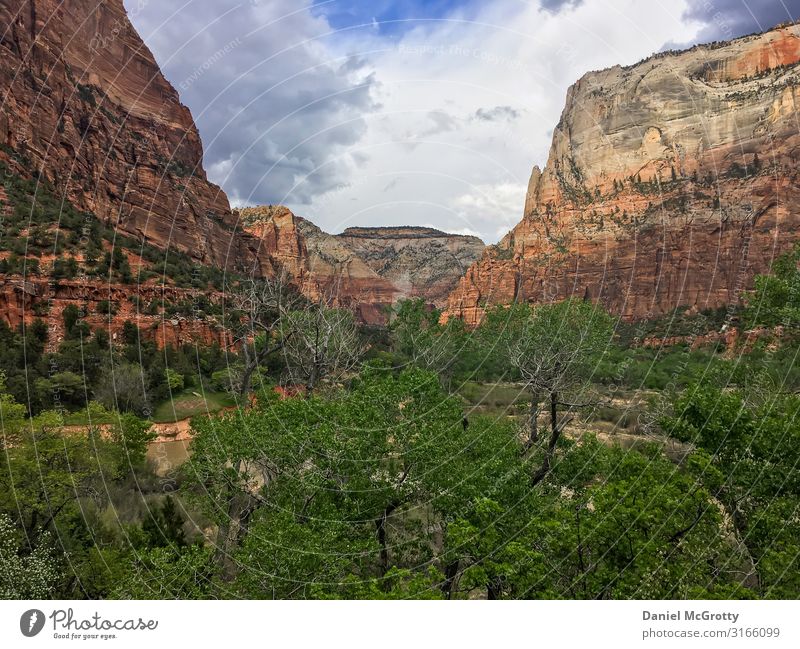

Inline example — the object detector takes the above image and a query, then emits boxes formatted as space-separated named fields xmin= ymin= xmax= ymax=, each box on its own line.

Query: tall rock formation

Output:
xmin=446 ymin=23 xmax=800 ymax=324
xmin=0 ymin=0 xmax=266 ymax=272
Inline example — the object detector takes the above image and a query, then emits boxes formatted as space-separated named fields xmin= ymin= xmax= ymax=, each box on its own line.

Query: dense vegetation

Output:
xmin=0 ymin=313 xmax=231 ymax=417
xmin=2 ymin=174 xmax=800 ymax=598
xmin=0 ymin=156 xmax=227 ymax=288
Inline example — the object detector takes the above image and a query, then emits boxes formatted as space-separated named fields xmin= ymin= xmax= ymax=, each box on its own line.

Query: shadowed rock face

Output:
xmin=0 ymin=0 xmax=274 ymax=273
xmin=446 ymin=23 xmax=800 ymax=325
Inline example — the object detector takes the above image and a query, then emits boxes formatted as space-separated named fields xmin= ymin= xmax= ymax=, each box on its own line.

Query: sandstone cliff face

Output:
xmin=0 ymin=0 xmax=266 ymax=272
xmin=295 ymin=218 xmax=399 ymax=323
xmin=446 ymin=24 xmax=800 ymax=325
xmin=240 ymin=206 xmax=486 ymax=323
xmin=0 ymin=276 xmax=232 ymax=349
xmin=241 ymin=206 xmax=402 ymax=324
xmin=337 ymin=227 xmax=484 ymax=306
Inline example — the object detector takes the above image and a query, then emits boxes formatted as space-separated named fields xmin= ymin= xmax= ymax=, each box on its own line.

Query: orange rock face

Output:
xmin=446 ymin=24 xmax=800 ymax=325
xmin=0 ymin=276 xmax=232 ymax=349
xmin=241 ymin=208 xmax=486 ymax=323
xmin=0 ymin=0 xmax=269 ymax=273
xmin=241 ymin=206 xmax=398 ymax=323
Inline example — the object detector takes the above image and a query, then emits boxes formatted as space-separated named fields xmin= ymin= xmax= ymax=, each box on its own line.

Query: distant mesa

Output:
xmin=240 ymin=206 xmax=485 ymax=323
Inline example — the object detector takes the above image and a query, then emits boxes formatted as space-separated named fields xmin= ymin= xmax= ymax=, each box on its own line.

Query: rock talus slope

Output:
xmin=446 ymin=23 xmax=800 ymax=324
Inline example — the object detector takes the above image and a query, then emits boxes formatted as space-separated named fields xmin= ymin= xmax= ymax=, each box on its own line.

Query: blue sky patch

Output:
xmin=312 ymin=0 xmax=471 ymax=35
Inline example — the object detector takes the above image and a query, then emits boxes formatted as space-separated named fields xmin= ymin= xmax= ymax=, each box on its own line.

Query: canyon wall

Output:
xmin=0 ymin=0 xmax=277 ymax=274
xmin=241 ymin=207 xmax=485 ymax=323
xmin=0 ymin=276 xmax=231 ymax=349
xmin=446 ymin=23 xmax=800 ymax=324
xmin=337 ymin=227 xmax=484 ymax=306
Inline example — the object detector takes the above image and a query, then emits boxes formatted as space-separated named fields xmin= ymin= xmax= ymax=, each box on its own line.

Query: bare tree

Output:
xmin=280 ymin=304 xmax=365 ymax=394
xmin=507 ymin=299 xmax=613 ymax=484
xmin=94 ymin=362 xmax=150 ymax=416
xmin=227 ymin=271 xmax=306 ymax=398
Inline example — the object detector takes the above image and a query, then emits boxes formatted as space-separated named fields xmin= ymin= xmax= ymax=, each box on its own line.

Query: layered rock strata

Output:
xmin=446 ymin=23 xmax=800 ymax=324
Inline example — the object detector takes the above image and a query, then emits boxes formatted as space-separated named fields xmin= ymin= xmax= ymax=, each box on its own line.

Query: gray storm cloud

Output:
xmin=683 ymin=0 xmax=800 ymax=41
xmin=125 ymin=0 xmax=378 ymax=207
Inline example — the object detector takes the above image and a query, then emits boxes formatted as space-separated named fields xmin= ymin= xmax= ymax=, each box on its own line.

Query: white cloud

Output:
xmin=123 ymin=0 xmax=378 ymax=206
xmin=453 ymin=182 xmax=528 ymax=241
xmin=127 ymin=0 xmax=702 ymax=243
xmin=292 ymin=0 xmax=700 ymax=242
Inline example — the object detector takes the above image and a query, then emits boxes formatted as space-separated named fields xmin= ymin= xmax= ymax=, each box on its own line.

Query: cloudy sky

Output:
xmin=124 ymin=0 xmax=800 ymax=242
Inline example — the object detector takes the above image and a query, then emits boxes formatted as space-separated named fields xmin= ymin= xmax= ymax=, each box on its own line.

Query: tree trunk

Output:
xmin=214 ymin=483 xmax=257 ymax=581
xmin=531 ymin=390 xmax=560 ymax=487
xmin=375 ymin=503 xmax=397 ymax=575
xmin=528 ymin=391 xmax=540 ymax=444
xmin=239 ymin=356 xmax=258 ymax=399
xmin=305 ymin=363 xmax=320 ymax=396
xmin=442 ymin=560 xmax=459 ymax=599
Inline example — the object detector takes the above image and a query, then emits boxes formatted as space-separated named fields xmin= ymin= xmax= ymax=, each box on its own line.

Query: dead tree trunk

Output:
xmin=531 ymin=390 xmax=560 ymax=487
xmin=375 ymin=503 xmax=398 ymax=575
xmin=528 ymin=391 xmax=540 ymax=444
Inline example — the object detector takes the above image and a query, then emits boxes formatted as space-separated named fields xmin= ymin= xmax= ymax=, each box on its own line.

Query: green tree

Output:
xmin=111 ymin=545 xmax=214 ymax=599
xmin=507 ymin=299 xmax=613 ymax=482
xmin=62 ymin=304 xmax=84 ymax=338
xmin=662 ymin=381 xmax=800 ymax=597
xmin=0 ymin=514 xmax=61 ymax=599
xmin=94 ymin=363 xmax=150 ymax=415
xmin=746 ymin=242 xmax=800 ymax=327
xmin=141 ymin=496 xmax=187 ymax=548
xmin=0 ymin=373 xmax=27 ymax=448
xmin=164 ymin=367 xmax=185 ymax=391
xmin=109 ymin=412 xmax=155 ymax=472
xmin=444 ymin=436 xmax=749 ymax=599
xmin=184 ymin=366 xmax=512 ymax=597
xmin=51 ymin=256 xmax=79 ymax=279
xmin=390 ymin=298 xmax=467 ymax=384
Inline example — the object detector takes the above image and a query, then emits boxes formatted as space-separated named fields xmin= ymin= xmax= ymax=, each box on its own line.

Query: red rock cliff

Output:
xmin=0 ymin=0 xmax=270 ymax=273
xmin=446 ymin=23 xmax=800 ymax=325
xmin=241 ymin=207 xmax=487 ymax=323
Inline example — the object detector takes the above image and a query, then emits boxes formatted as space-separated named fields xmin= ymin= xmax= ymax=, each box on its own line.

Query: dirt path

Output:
xmin=61 ymin=417 xmax=195 ymax=443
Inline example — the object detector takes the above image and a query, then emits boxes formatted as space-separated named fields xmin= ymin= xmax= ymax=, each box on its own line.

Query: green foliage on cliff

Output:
xmin=746 ymin=242 xmax=800 ymax=327
xmin=0 ymin=158 xmax=227 ymax=290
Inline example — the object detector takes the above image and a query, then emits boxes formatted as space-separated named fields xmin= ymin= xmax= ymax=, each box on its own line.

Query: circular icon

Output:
xmin=20 ymin=609 xmax=46 ymax=638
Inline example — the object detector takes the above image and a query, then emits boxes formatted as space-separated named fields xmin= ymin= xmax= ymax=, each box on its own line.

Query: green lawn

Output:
xmin=151 ymin=389 xmax=237 ymax=423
